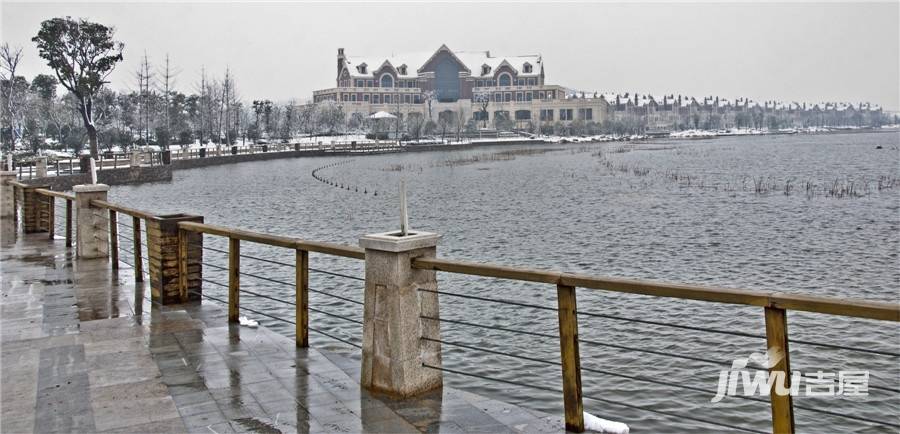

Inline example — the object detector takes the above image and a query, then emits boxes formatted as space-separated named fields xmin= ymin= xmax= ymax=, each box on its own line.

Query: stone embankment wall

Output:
xmin=22 ymin=165 xmax=172 ymax=190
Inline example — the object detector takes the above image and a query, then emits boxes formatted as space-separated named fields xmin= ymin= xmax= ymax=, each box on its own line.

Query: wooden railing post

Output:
xmin=228 ymin=237 xmax=240 ymax=322
xmin=765 ymin=307 xmax=795 ymax=434
xmin=65 ymin=199 xmax=72 ymax=247
xmin=109 ymin=210 xmax=118 ymax=269
xmin=557 ymin=283 xmax=585 ymax=432
xmin=133 ymin=216 xmax=143 ymax=282
xmin=296 ymin=249 xmax=309 ymax=347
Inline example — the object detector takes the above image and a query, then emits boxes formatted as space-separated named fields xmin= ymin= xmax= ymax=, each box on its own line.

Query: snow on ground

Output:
xmin=583 ymin=412 xmax=629 ymax=434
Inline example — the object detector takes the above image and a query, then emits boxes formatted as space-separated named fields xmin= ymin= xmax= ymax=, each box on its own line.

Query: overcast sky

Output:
xmin=3 ymin=1 xmax=898 ymax=110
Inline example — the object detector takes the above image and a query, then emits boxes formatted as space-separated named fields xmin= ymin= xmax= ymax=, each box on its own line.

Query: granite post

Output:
xmin=359 ymin=230 xmax=442 ymax=397
xmin=73 ymin=184 xmax=109 ymax=258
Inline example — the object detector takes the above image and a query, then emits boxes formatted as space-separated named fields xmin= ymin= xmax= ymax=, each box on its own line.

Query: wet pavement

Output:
xmin=0 ymin=223 xmax=566 ymax=433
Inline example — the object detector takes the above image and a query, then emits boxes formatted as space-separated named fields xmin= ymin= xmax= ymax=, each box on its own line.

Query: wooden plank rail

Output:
xmin=91 ymin=199 xmax=158 ymax=221
xmin=177 ymin=221 xmax=365 ymax=260
xmin=410 ymin=257 xmax=900 ymax=321
xmin=228 ymin=238 xmax=240 ymax=322
xmin=34 ymin=188 xmax=75 ymax=201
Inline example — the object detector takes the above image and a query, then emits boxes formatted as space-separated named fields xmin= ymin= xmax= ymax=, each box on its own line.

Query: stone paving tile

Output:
xmin=2 ymin=225 xmax=567 ymax=434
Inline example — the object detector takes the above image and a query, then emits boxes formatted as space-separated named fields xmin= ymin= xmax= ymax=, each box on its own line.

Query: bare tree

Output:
xmin=1 ymin=43 xmax=26 ymax=149
xmin=473 ymin=91 xmax=491 ymax=128
xmin=455 ymin=104 xmax=467 ymax=142
xmin=421 ymin=90 xmax=436 ymax=121
xmin=157 ymin=53 xmax=179 ymax=147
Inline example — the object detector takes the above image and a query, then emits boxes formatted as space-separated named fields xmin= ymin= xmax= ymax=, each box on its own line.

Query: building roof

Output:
xmin=340 ymin=45 xmax=542 ymax=79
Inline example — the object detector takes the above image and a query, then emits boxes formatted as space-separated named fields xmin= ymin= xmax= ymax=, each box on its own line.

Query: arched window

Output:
xmin=498 ymin=73 xmax=512 ymax=87
xmin=380 ymin=74 xmax=394 ymax=88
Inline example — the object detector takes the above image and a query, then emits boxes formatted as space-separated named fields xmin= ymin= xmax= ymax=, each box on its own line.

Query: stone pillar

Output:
xmin=73 ymin=184 xmax=109 ymax=258
xmin=35 ymin=157 xmax=48 ymax=178
xmin=146 ymin=213 xmax=203 ymax=305
xmin=359 ymin=231 xmax=442 ymax=397
xmin=130 ymin=152 xmax=142 ymax=167
xmin=0 ymin=171 xmax=15 ymax=219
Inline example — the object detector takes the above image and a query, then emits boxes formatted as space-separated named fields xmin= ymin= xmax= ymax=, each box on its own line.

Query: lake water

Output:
xmin=110 ymin=131 xmax=900 ymax=433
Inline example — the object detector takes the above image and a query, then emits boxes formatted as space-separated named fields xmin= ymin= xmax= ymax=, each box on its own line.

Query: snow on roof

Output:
xmin=341 ymin=47 xmax=542 ymax=79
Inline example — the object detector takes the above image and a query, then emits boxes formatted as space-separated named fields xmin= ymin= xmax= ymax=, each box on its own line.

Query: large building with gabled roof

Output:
xmin=312 ymin=44 xmax=607 ymax=130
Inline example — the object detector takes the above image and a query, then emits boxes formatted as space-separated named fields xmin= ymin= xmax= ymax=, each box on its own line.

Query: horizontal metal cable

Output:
xmin=423 ymin=336 xmax=742 ymax=399
xmin=203 ymin=262 xmax=228 ymax=271
xmin=229 ymin=251 xmax=365 ymax=282
xmin=788 ymin=338 xmax=900 ymax=358
xmin=308 ymin=326 xmax=362 ymax=349
xmin=237 ymin=269 xmax=364 ymax=305
xmin=239 ymin=270 xmax=294 ymax=287
xmin=417 ymin=288 xmax=557 ymax=311
xmin=309 ymin=290 xmax=364 ymax=306
xmin=309 ymin=268 xmax=365 ymax=281
xmin=419 ymin=315 xmax=730 ymax=367
xmin=201 ymin=277 xmax=228 ymax=288
xmin=422 ymin=364 xmax=766 ymax=434
xmin=240 ymin=288 xmax=296 ymax=307
xmin=419 ymin=288 xmax=758 ymax=339
xmin=429 ymin=336 xmax=900 ymax=426
xmin=187 ymin=288 xmax=361 ymax=349
xmin=309 ymin=307 xmax=363 ymax=324
xmin=576 ymin=310 xmax=765 ymax=340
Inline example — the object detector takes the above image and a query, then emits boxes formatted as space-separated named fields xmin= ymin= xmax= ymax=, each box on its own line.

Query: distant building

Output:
xmin=312 ymin=44 xmax=607 ymax=131
xmin=312 ymin=45 xmax=887 ymax=134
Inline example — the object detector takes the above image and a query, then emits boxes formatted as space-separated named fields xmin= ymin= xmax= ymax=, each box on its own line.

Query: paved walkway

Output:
xmin=0 ymin=223 xmax=565 ymax=433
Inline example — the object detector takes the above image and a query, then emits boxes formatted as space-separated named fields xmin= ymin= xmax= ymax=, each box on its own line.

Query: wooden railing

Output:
xmin=176 ymin=221 xmax=364 ymax=347
xmin=409 ymin=256 xmax=898 ymax=432
xmin=8 ymin=187 xmax=898 ymax=434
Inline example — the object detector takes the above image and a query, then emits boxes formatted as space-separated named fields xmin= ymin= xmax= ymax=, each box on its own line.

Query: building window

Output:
xmin=366 ymin=80 xmax=373 ymax=87
xmin=578 ymin=108 xmax=593 ymax=120
xmin=527 ymin=78 xmax=536 ymax=86
xmin=482 ymin=64 xmax=491 ymax=75
xmin=355 ymin=79 xmax=363 ymax=87
xmin=398 ymin=80 xmax=405 ymax=88
xmin=363 ymin=94 xmax=370 ymax=102
xmin=523 ymin=62 xmax=532 ymax=73
xmin=414 ymin=95 xmax=422 ymax=104
xmin=373 ymin=94 xmax=381 ymax=104
xmin=380 ymin=74 xmax=394 ymax=88
xmin=515 ymin=110 xmax=531 ymax=120
xmin=526 ymin=92 xmax=533 ymax=101
xmin=351 ymin=94 xmax=357 ymax=102
xmin=404 ymin=94 xmax=411 ymax=104
xmin=504 ymin=92 xmax=512 ymax=102
xmin=539 ymin=91 xmax=545 ymax=100
xmin=494 ymin=92 xmax=501 ymax=102
xmin=539 ymin=109 xmax=554 ymax=121
xmin=560 ymin=109 xmax=573 ymax=120
xmin=342 ymin=94 xmax=348 ymax=101
xmin=498 ymin=73 xmax=512 ymax=87
xmin=517 ymin=78 xmax=526 ymax=86
xmin=398 ymin=65 xmax=407 ymax=75
xmin=357 ymin=64 xmax=367 ymax=74
xmin=384 ymin=94 xmax=391 ymax=104
xmin=516 ymin=92 xmax=523 ymax=102
xmin=476 ymin=80 xmax=483 ymax=87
